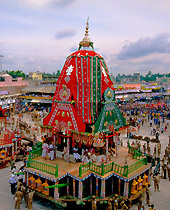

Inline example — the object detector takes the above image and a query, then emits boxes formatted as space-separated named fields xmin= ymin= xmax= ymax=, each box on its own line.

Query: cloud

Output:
xmin=3 ymin=56 xmax=16 ymax=67
xmin=69 ymin=46 xmax=78 ymax=52
xmin=19 ymin=0 xmax=51 ymax=7
xmin=117 ymin=34 xmax=170 ymax=60
xmin=25 ymin=57 xmax=36 ymax=65
xmin=107 ymin=52 xmax=170 ymax=76
xmin=50 ymin=0 xmax=76 ymax=7
xmin=55 ymin=29 xmax=76 ymax=40
xmin=19 ymin=0 xmax=76 ymax=8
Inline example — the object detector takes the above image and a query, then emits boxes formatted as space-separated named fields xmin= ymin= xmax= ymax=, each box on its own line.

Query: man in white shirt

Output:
xmin=9 ymin=174 xmax=17 ymax=194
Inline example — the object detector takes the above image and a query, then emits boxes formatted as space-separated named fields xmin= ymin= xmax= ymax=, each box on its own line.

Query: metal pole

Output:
xmin=106 ymin=136 xmax=109 ymax=163
xmin=0 ymin=55 xmax=4 ymax=73
xmin=67 ymin=134 xmax=70 ymax=163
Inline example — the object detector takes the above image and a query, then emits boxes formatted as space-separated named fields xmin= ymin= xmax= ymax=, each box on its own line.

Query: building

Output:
xmin=117 ymin=73 xmax=140 ymax=84
xmin=0 ymin=74 xmax=28 ymax=89
xmin=29 ymin=71 xmax=43 ymax=81
xmin=20 ymin=85 xmax=55 ymax=108
xmin=0 ymin=74 xmax=29 ymax=113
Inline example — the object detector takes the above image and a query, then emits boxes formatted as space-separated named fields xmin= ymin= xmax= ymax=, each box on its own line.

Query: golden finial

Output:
xmin=85 ymin=16 xmax=89 ymax=36
xmin=78 ymin=17 xmax=94 ymax=50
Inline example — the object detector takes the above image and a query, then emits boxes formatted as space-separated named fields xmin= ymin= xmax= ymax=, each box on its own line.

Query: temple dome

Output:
xmin=43 ymin=19 xmax=117 ymax=133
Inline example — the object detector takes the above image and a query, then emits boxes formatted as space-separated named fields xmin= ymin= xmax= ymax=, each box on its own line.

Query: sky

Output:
xmin=1 ymin=0 xmax=170 ymax=76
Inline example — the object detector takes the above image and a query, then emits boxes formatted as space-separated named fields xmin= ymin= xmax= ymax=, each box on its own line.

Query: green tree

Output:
xmin=5 ymin=70 xmax=27 ymax=78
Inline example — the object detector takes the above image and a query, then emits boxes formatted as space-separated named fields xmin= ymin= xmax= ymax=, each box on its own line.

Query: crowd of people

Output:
xmin=89 ymin=192 xmax=156 ymax=210
xmin=8 ymin=160 xmax=35 ymax=210
xmin=3 ymin=98 xmax=169 ymax=210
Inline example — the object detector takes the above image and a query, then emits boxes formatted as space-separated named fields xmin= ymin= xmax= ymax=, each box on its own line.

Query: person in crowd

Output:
xmin=145 ymin=186 xmax=150 ymax=205
xmin=149 ymin=204 xmax=155 ymax=210
xmin=150 ymin=119 xmax=153 ymax=127
xmin=163 ymin=164 xmax=167 ymax=179
xmin=157 ymin=144 xmax=161 ymax=157
xmin=14 ymin=188 xmax=23 ymax=210
xmin=28 ymin=189 xmax=35 ymax=210
xmin=17 ymin=178 xmax=23 ymax=191
xmin=137 ymin=200 xmax=145 ymax=210
xmin=9 ymin=174 xmax=17 ymax=194
xmin=18 ymin=170 xmax=25 ymax=183
xmin=162 ymin=155 xmax=166 ymax=167
xmin=12 ymin=165 xmax=17 ymax=174
xmin=150 ymin=126 xmax=153 ymax=136
xmin=153 ymin=175 xmax=160 ymax=192
xmin=19 ymin=162 xmax=26 ymax=172
xmin=90 ymin=195 xmax=98 ymax=210
xmin=113 ymin=194 xmax=119 ymax=210
xmin=22 ymin=183 xmax=29 ymax=208
xmin=153 ymin=145 xmax=156 ymax=158
xmin=10 ymin=156 xmax=15 ymax=171
xmin=156 ymin=130 xmax=160 ymax=140
xmin=120 ymin=200 xmax=129 ymax=209
xmin=167 ymin=162 xmax=170 ymax=181
xmin=107 ymin=198 xmax=112 ymax=210
xmin=161 ymin=125 xmax=164 ymax=134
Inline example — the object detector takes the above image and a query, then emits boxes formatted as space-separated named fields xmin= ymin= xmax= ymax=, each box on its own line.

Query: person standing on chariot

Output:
xmin=42 ymin=141 xmax=49 ymax=159
xmin=48 ymin=143 xmax=54 ymax=160
xmin=143 ymin=143 xmax=146 ymax=154
xmin=82 ymin=149 xmax=89 ymax=163
xmin=73 ymin=145 xmax=81 ymax=162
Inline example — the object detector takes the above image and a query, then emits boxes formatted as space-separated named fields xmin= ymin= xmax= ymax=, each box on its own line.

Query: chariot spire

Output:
xmin=78 ymin=17 xmax=94 ymax=50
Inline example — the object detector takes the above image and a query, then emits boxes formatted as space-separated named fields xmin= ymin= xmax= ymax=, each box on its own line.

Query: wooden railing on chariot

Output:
xmin=128 ymin=144 xmax=145 ymax=160
xmin=27 ymin=158 xmax=58 ymax=178
xmin=79 ymin=156 xmax=147 ymax=178
xmin=27 ymin=142 xmax=58 ymax=178
xmin=29 ymin=146 xmax=42 ymax=159
xmin=79 ymin=161 xmax=128 ymax=177
xmin=27 ymin=142 xmax=147 ymax=179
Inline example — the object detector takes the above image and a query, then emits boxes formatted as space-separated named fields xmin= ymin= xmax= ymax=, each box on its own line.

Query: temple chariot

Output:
xmin=25 ymin=20 xmax=151 ymax=208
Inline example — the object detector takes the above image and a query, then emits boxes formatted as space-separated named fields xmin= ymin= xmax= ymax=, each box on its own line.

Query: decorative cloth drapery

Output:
xmin=43 ymin=50 xmax=113 ymax=131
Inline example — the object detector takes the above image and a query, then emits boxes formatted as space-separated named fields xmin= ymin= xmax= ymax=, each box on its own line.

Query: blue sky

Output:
xmin=1 ymin=0 xmax=170 ymax=75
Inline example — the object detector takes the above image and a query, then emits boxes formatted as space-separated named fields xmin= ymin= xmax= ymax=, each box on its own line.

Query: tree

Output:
xmin=4 ymin=70 xmax=27 ymax=78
